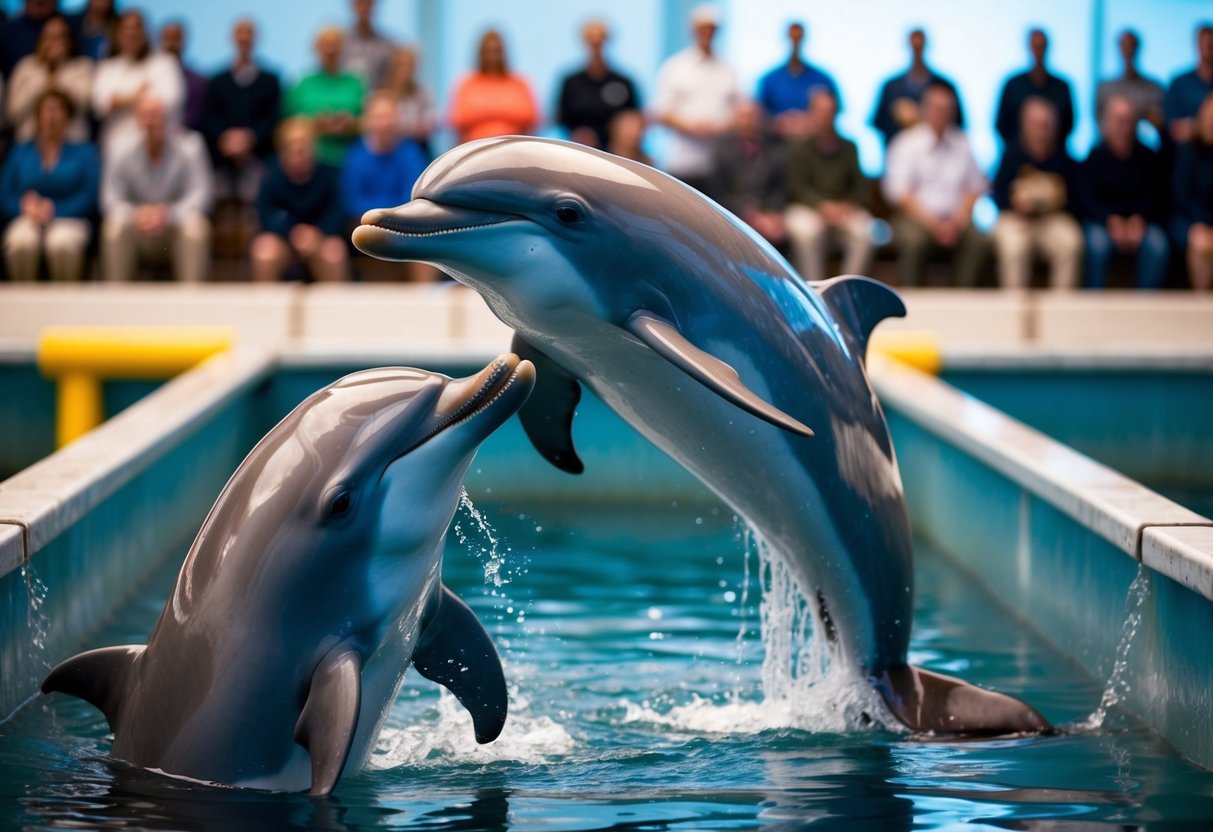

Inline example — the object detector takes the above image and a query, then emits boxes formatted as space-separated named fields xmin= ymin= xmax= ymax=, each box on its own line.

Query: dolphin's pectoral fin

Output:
xmin=626 ymin=311 xmax=814 ymax=437
xmin=41 ymin=644 xmax=144 ymax=732
xmin=875 ymin=664 xmax=1051 ymax=736
xmin=511 ymin=333 xmax=584 ymax=474
xmin=811 ymin=275 xmax=906 ymax=362
xmin=414 ymin=584 xmax=507 ymax=743
xmin=294 ymin=646 xmax=362 ymax=797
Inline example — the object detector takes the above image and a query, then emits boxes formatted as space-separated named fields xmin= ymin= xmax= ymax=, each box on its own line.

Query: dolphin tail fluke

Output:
xmin=41 ymin=644 xmax=145 ymax=731
xmin=626 ymin=311 xmax=814 ymax=437
xmin=295 ymin=646 xmax=362 ymax=797
xmin=512 ymin=333 xmax=585 ymax=474
xmin=414 ymin=584 xmax=508 ymax=743
xmin=875 ymin=664 xmax=1050 ymax=736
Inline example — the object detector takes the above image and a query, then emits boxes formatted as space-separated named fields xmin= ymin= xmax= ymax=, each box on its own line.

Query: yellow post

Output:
xmin=869 ymin=330 xmax=943 ymax=375
xmin=37 ymin=326 xmax=235 ymax=447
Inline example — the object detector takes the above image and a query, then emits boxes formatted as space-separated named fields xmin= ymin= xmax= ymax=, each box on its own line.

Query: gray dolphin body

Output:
xmin=43 ymin=355 xmax=536 ymax=794
xmin=353 ymin=137 xmax=1049 ymax=735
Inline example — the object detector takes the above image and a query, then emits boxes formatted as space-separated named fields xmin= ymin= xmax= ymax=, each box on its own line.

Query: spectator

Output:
xmin=991 ymin=97 xmax=1082 ymax=290
xmin=65 ymin=0 xmax=116 ymax=61
xmin=378 ymin=46 xmax=435 ymax=154
xmin=1165 ymin=24 xmax=1213 ymax=144
xmin=160 ymin=20 xmax=207 ymax=131
xmin=101 ymin=94 xmax=213 ymax=283
xmin=995 ymin=28 xmax=1074 ymax=146
xmin=1 ymin=89 xmax=98 ymax=282
xmin=92 ymin=10 xmax=185 ymax=151
xmin=7 ymin=13 xmax=92 ymax=143
xmin=0 ymin=0 xmax=56 ymax=78
xmin=288 ymin=27 xmax=364 ymax=168
xmin=870 ymin=28 xmax=964 ymax=149
xmin=607 ymin=109 xmax=651 ymax=165
xmin=449 ymin=29 xmax=539 ymax=144
xmin=200 ymin=17 xmax=281 ymax=203
xmin=342 ymin=0 xmax=394 ymax=89
xmin=556 ymin=19 xmax=640 ymax=149
xmin=704 ymin=99 xmax=786 ymax=247
xmin=1078 ymin=94 xmax=1168 ymax=290
xmin=1172 ymin=93 xmax=1213 ymax=290
xmin=785 ymin=89 xmax=872 ymax=283
xmin=252 ymin=118 xmax=347 ymax=283
xmin=756 ymin=21 xmax=838 ymax=139
xmin=652 ymin=5 xmax=738 ymax=192
xmin=341 ymin=92 xmax=426 ymax=223
xmin=883 ymin=83 xmax=989 ymax=287
xmin=1096 ymin=29 xmax=1164 ymax=132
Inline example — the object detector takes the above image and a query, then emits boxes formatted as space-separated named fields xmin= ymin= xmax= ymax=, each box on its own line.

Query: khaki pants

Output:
xmin=101 ymin=213 xmax=211 ymax=283
xmin=784 ymin=203 xmax=874 ymax=282
xmin=3 ymin=216 xmax=90 ymax=282
xmin=892 ymin=213 xmax=991 ymax=287
xmin=992 ymin=213 xmax=1083 ymax=289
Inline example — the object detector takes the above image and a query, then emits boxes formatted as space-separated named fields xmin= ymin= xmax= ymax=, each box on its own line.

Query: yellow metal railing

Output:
xmin=37 ymin=326 xmax=235 ymax=447
xmin=869 ymin=330 xmax=942 ymax=375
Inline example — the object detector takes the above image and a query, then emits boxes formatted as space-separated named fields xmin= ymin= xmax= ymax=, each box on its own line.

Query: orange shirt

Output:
xmin=449 ymin=72 xmax=539 ymax=143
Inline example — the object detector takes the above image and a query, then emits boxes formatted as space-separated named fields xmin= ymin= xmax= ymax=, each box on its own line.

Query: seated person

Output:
xmin=287 ymin=26 xmax=364 ymax=168
xmin=341 ymin=92 xmax=431 ymax=281
xmin=883 ymin=83 xmax=990 ymax=287
xmin=1 ymin=90 xmax=99 ymax=282
xmin=6 ymin=14 xmax=93 ymax=144
xmin=1078 ymin=94 xmax=1169 ymax=289
xmin=991 ymin=97 xmax=1082 ymax=289
xmin=100 ymin=94 xmax=213 ymax=282
xmin=91 ymin=9 xmax=184 ymax=151
xmin=704 ymin=99 xmax=786 ymax=247
xmin=1173 ymin=93 xmax=1213 ymax=291
xmin=252 ymin=118 xmax=348 ymax=283
xmin=785 ymin=89 xmax=872 ymax=283
xmin=201 ymin=18 xmax=281 ymax=202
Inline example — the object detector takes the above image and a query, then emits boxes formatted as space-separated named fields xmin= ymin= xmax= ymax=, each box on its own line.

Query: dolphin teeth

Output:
xmin=372 ymin=219 xmax=508 ymax=238
xmin=405 ymin=360 xmax=520 ymax=451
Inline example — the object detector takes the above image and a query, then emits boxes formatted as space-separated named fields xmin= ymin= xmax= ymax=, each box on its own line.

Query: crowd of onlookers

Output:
xmin=0 ymin=0 xmax=1210 ymax=290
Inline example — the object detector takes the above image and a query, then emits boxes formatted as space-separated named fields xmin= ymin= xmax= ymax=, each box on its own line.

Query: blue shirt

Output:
xmin=340 ymin=138 xmax=428 ymax=222
xmin=757 ymin=61 xmax=840 ymax=116
xmin=0 ymin=141 xmax=100 ymax=221
xmin=1164 ymin=69 xmax=1213 ymax=125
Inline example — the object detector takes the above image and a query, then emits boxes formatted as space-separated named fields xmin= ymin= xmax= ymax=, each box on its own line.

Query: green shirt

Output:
xmin=786 ymin=135 xmax=866 ymax=208
xmin=287 ymin=71 xmax=365 ymax=167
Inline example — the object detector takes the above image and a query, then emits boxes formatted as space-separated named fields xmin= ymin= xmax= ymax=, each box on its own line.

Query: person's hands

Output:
xmin=289 ymin=224 xmax=322 ymax=256
xmin=134 ymin=204 xmax=169 ymax=236
xmin=20 ymin=192 xmax=53 ymax=224
xmin=218 ymin=127 xmax=255 ymax=159
xmin=819 ymin=201 xmax=854 ymax=227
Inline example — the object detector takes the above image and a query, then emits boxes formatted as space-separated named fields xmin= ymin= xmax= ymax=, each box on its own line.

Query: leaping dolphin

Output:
xmin=42 ymin=354 xmax=536 ymax=794
xmin=353 ymin=137 xmax=1049 ymax=736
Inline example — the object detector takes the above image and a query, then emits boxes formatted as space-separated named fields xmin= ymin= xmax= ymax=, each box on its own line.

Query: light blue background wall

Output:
xmin=43 ymin=0 xmax=1212 ymax=174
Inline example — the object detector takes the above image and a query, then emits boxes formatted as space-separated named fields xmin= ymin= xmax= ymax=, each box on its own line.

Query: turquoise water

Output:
xmin=2 ymin=498 xmax=1212 ymax=830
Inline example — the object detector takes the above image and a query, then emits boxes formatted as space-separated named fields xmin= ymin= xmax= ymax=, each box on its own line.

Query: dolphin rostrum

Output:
xmin=353 ymin=137 xmax=1049 ymax=736
xmin=42 ymin=354 xmax=536 ymax=794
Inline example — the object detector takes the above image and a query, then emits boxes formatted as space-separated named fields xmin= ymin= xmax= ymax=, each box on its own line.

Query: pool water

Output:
xmin=2 ymin=498 xmax=1211 ymax=830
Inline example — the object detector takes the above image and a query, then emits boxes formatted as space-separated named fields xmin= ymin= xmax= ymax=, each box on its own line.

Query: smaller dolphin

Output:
xmin=42 ymin=355 xmax=536 ymax=795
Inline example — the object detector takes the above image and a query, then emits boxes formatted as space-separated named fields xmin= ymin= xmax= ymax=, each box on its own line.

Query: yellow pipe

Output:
xmin=37 ymin=326 xmax=234 ymax=447
xmin=869 ymin=330 xmax=943 ymax=375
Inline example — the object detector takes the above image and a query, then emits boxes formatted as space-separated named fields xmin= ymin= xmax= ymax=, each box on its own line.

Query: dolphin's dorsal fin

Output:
xmin=414 ymin=584 xmax=507 ymax=744
xmin=41 ymin=644 xmax=145 ymax=732
xmin=511 ymin=333 xmax=584 ymax=474
xmin=875 ymin=664 xmax=1050 ymax=736
xmin=812 ymin=275 xmax=906 ymax=362
xmin=626 ymin=311 xmax=814 ymax=437
xmin=295 ymin=645 xmax=362 ymax=797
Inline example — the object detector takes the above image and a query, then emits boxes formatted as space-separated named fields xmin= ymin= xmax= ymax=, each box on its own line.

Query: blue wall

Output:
xmin=49 ymin=0 xmax=1212 ymax=173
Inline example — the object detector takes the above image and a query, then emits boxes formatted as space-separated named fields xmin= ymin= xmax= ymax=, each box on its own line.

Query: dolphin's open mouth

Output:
xmin=405 ymin=355 xmax=534 ymax=453
xmin=355 ymin=199 xmax=514 ymax=248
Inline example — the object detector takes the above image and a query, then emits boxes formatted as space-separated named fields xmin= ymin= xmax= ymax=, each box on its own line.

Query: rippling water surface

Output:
xmin=2 ymin=498 xmax=1211 ymax=830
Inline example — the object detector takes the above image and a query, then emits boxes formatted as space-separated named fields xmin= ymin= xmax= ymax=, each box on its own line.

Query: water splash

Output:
xmin=1072 ymin=563 xmax=1151 ymax=733
xmin=22 ymin=561 xmax=51 ymax=686
xmin=454 ymin=489 xmax=508 ymax=588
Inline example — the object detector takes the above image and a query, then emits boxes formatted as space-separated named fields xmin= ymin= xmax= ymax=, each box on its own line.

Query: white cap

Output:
xmin=690 ymin=4 xmax=720 ymax=28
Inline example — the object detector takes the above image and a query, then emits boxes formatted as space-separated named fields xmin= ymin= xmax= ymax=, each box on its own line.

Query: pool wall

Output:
xmin=2 ymin=285 xmax=1212 ymax=769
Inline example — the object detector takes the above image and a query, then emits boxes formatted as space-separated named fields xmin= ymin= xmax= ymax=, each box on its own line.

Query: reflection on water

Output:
xmin=3 ymin=501 xmax=1213 ymax=830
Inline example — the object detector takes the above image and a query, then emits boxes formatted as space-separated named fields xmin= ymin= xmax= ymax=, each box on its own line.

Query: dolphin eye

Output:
xmin=554 ymin=201 xmax=584 ymax=224
xmin=326 ymin=488 xmax=353 ymax=519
